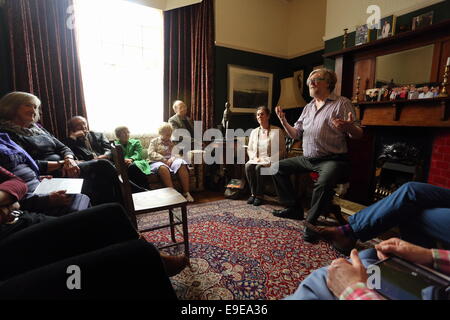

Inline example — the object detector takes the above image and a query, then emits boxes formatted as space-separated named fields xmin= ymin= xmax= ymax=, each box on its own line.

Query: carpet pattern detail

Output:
xmin=139 ymin=200 xmax=344 ymax=300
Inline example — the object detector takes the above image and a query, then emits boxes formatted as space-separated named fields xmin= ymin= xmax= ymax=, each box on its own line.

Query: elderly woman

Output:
xmin=148 ymin=123 xmax=194 ymax=202
xmin=0 ymin=92 xmax=122 ymax=206
xmin=114 ymin=126 xmax=151 ymax=190
xmin=0 ymin=133 xmax=90 ymax=216
xmin=246 ymin=106 xmax=286 ymax=206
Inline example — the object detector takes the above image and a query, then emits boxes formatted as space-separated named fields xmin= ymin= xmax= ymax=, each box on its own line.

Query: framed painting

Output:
xmin=228 ymin=65 xmax=273 ymax=113
xmin=355 ymin=24 xmax=370 ymax=46
xmin=377 ymin=15 xmax=396 ymax=40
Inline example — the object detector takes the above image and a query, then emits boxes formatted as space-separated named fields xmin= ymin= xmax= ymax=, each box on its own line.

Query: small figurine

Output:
xmin=221 ymin=101 xmax=231 ymax=132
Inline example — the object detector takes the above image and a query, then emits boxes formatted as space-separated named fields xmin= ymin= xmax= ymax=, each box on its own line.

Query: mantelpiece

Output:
xmin=355 ymin=97 xmax=450 ymax=127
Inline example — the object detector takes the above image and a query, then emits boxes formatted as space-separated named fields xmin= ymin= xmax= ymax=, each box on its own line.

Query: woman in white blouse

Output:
xmin=246 ymin=107 xmax=286 ymax=206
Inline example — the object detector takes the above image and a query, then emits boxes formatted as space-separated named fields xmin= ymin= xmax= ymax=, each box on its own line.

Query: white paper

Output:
xmin=33 ymin=178 xmax=84 ymax=195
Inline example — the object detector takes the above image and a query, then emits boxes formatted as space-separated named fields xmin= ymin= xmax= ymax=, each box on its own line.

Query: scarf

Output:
xmin=0 ymin=120 xmax=47 ymax=137
xmin=0 ymin=133 xmax=40 ymax=175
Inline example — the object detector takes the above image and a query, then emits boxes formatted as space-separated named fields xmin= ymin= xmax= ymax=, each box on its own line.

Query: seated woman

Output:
xmin=114 ymin=126 xmax=151 ymax=190
xmin=0 ymin=167 xmax=187 ymax=299
xmin=0 ymin=92 xmax=122 ymax=206
xmin=245 ymin=106 xmax=286 ymax=206
xmin=148 ymin=123 xmax=194 ymax=202
xmin=0 ymin=133 xmax=90 ymax=216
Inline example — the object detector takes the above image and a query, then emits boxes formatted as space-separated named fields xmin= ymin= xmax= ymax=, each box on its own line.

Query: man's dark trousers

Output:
xmin=272 ymin=154 xmax=351 ymax=223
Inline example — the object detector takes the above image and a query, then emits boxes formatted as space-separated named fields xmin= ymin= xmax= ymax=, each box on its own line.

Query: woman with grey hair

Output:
xmin=0 ymin=92 xmax=123 ymax=206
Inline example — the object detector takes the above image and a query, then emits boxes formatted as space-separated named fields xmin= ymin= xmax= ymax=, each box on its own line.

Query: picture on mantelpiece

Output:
xmin=376 ymin=15 xmax=396 ymax=40
xmin=412 ymin=11 xmax=433 ymax=31
xmin=355 ymin=24 xmax=370 ymax=46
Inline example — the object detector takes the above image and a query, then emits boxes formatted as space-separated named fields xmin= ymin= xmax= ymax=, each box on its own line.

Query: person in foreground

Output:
xmin=245 ymin=106 xmax=286 ymax=206
xmin=271 ymin=69 xmax=363 ymax=242
xmin=286 ymin=238 xmax=450 ymax=300
xmin=304 ymin=182 xmax=450 ymax=254
xmin=0 ymin=91 xmax=123 ymax=205
xmin=0 ymin=166 xmax=187 ymax=299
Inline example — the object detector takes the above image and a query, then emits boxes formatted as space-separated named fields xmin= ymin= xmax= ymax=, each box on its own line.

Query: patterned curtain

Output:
xmin=164 ymin=0 xmax=215 ymax=132
xmin=4 ymin=0 xmax=86 ymax=139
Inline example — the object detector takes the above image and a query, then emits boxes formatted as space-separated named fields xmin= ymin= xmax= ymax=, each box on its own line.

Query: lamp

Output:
xmin=277 ymin=77 xmax=307 ymax=110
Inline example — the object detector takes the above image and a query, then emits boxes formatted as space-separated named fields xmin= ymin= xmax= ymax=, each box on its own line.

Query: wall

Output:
xmin=287 ymin=0 xmax=327 ymax=58
xmin=0 ymin=7 xmax=11 ymax=97
xmin=215 ymin=0 xmax=327 ymax=59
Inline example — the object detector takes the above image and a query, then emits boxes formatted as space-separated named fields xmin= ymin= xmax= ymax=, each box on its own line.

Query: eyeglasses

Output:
xmin=308 ymin=77 xmax=326 ymax=85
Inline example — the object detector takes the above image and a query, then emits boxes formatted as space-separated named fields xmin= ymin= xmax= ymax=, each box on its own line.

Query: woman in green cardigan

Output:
xmin=114 ymin=126 xmax=151 ymax=190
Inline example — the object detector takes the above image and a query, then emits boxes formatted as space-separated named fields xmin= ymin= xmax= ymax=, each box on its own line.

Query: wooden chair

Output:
xmin=111 ymin=143 xmax=190 ymax=259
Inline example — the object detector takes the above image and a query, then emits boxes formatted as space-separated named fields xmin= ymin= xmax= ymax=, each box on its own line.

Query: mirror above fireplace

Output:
xmin=375 ymin=44 xmax=435 ymax=86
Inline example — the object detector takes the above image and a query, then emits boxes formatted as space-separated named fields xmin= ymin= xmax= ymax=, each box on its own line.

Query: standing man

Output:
xmin=272 ymin=69 xmax=363 ymax=242
xmin=64 ymin=116 xmax=112 ymax=161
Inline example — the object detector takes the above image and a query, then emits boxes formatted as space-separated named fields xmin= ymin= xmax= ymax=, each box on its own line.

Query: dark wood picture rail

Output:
xmin=324 ymin=19 xmax=450 ymax=59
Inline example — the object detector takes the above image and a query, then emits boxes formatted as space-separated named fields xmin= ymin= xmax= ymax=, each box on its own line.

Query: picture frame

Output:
xmin=293 ymin=69 xmax=304 ymax=97
xmin=412 ymin=11 xmax=433 ymax=31
xmin=355 ymin=24 xmax=370 ymax=46
xmin=377 ymin=15 xmax=396 ymax=40
xmin=228 ymin=65 xmax=273 ymax=113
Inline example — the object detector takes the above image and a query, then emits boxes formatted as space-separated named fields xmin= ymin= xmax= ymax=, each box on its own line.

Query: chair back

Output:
xmin=110 ymin=143 xmax=136 ymax=224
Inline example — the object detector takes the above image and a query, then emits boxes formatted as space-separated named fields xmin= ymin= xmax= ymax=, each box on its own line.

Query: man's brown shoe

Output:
xmin=303 ymin=222 xmax=356 ymax=255
xmin=160 ymin=253 xmax=189 ymax=277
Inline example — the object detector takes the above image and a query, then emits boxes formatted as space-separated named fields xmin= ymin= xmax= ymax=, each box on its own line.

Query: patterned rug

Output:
xmin=139 ymin=199 xmax=344 ymax=300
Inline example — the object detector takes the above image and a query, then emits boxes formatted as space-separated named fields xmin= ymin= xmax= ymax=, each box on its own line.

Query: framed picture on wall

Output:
xmin=228 ymin=65 xmax=273 ymax=113
xmin=377 ymin=15 xmax=397 ymax=40
xmin=293 ymin=70 xmax=304 ymax=97
xmin=355 ymin=24 xmax=370 ymax=46
xmin=412 ymin=11 xmax=433 ymax=31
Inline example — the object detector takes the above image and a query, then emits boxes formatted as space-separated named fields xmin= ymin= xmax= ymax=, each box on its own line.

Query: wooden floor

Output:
xmin=190 ymin=190 xmax=225 ymax=204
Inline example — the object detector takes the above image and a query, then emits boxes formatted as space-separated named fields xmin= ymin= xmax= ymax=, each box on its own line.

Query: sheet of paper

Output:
xmin=33 ymin=178 xmax=84 ymax=195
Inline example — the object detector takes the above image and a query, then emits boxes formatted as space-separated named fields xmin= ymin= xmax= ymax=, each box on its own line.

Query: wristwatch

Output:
xmin=5 ymin=210 xmax=23 ymax=225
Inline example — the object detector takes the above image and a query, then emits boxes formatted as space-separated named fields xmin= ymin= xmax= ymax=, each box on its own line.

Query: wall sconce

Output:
xmin=277 ymin=77 xmax=307 ymax=110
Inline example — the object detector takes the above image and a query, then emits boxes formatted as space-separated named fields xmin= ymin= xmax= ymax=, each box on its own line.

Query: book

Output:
xmin=33 ymin=178 xmax=84 ymax=195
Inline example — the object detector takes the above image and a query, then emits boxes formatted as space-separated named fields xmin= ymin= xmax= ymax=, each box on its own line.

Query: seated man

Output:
xmin=168 ymin=100 xmax=194 ymax=138
xmin=287 ymin=239 xmax=450 ymax=300
xmin=272 ymin=69 xmax=363 ymax=242
xmin=64 ymin=116 xmax=111 ymax=161
xmin=304 ymin=182 xmax=450 ymax=253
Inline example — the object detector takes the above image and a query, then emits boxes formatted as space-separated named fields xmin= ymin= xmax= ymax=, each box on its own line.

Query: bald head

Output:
xmin=68 ymin=116 xmax=88 ymax=133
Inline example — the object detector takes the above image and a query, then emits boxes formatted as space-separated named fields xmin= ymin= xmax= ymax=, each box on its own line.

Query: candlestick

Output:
xmin=439 ymin=65 xmax=449 ymax=97
xmin=352 ymin=76 xmax=361 ymax=103
xmin=343 ymin=29 xmax=349 ymax=49
xmin=447 ymin=57 xmax=450 ymax=66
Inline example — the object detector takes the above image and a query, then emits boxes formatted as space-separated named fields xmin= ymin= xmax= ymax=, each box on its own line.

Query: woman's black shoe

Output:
xmin=247 ymin=196 xmax=255 ymax=204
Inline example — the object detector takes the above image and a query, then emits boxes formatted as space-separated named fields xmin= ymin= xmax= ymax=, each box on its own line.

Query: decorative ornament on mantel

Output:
xmin=343 ymin=28 xmax=349 ymax=49
xmin=438 ymin=57 xmax=450 ymax=98
xmin=352 ymin=76 xmax=361 ymax=104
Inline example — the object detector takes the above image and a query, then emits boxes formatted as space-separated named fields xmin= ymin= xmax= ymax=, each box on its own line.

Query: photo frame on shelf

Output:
xmin=228 ymin=65 xmax=273 ymax=113
xmin=355 ymin=24 xmax=370 ymax=46
xmin=412 ymin=11 xmax=433 ymax=31
xmin=377 ymin=15 xmax=396 ymax=40
xmin=293 ymin=70 xmax=304 ymax=97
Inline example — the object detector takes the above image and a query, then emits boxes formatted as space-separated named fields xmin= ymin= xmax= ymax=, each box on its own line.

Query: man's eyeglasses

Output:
xmin=308 ymin=77 xmax=326 ymax=85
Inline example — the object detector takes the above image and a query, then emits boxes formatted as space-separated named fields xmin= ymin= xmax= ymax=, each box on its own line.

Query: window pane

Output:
xmin=74 ymin=0 xmax=163 ymax=134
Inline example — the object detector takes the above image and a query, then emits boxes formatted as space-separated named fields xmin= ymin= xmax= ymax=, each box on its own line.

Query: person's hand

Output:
xmin=39 ymin=175 xmax=53 ymax=181
xmin=166 ymin=157 xmax=175 ymax=167
xmin=48 ymin=190 xmax=73 ymax=208
xmin=62 ymin=158 xmax=80 ymax=178
xmin=275 ymin=106 xmax=286 ymax=123
xmin=375 ymin=238 xmax=433 ymax=267
xmin=327 ymin=249 xmax=368 ymax=298
xmin=332 ymin=112 xmax=355 ymax=133
xmin=124 ymin=159 xmax=134 ymax=166
xmin=0 ymin=202 xmax=20 ymax=225
xmin=69 ymin=130 xmax=87 ymax=140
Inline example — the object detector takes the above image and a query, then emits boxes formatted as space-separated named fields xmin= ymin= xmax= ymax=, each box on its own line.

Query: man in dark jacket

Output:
xmin=64 ymin=116 xmax=111 ymax=161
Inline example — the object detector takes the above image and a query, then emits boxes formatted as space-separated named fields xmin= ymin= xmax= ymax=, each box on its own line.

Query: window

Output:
xmin=74 ymin=0 xmax=164 ymax=134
